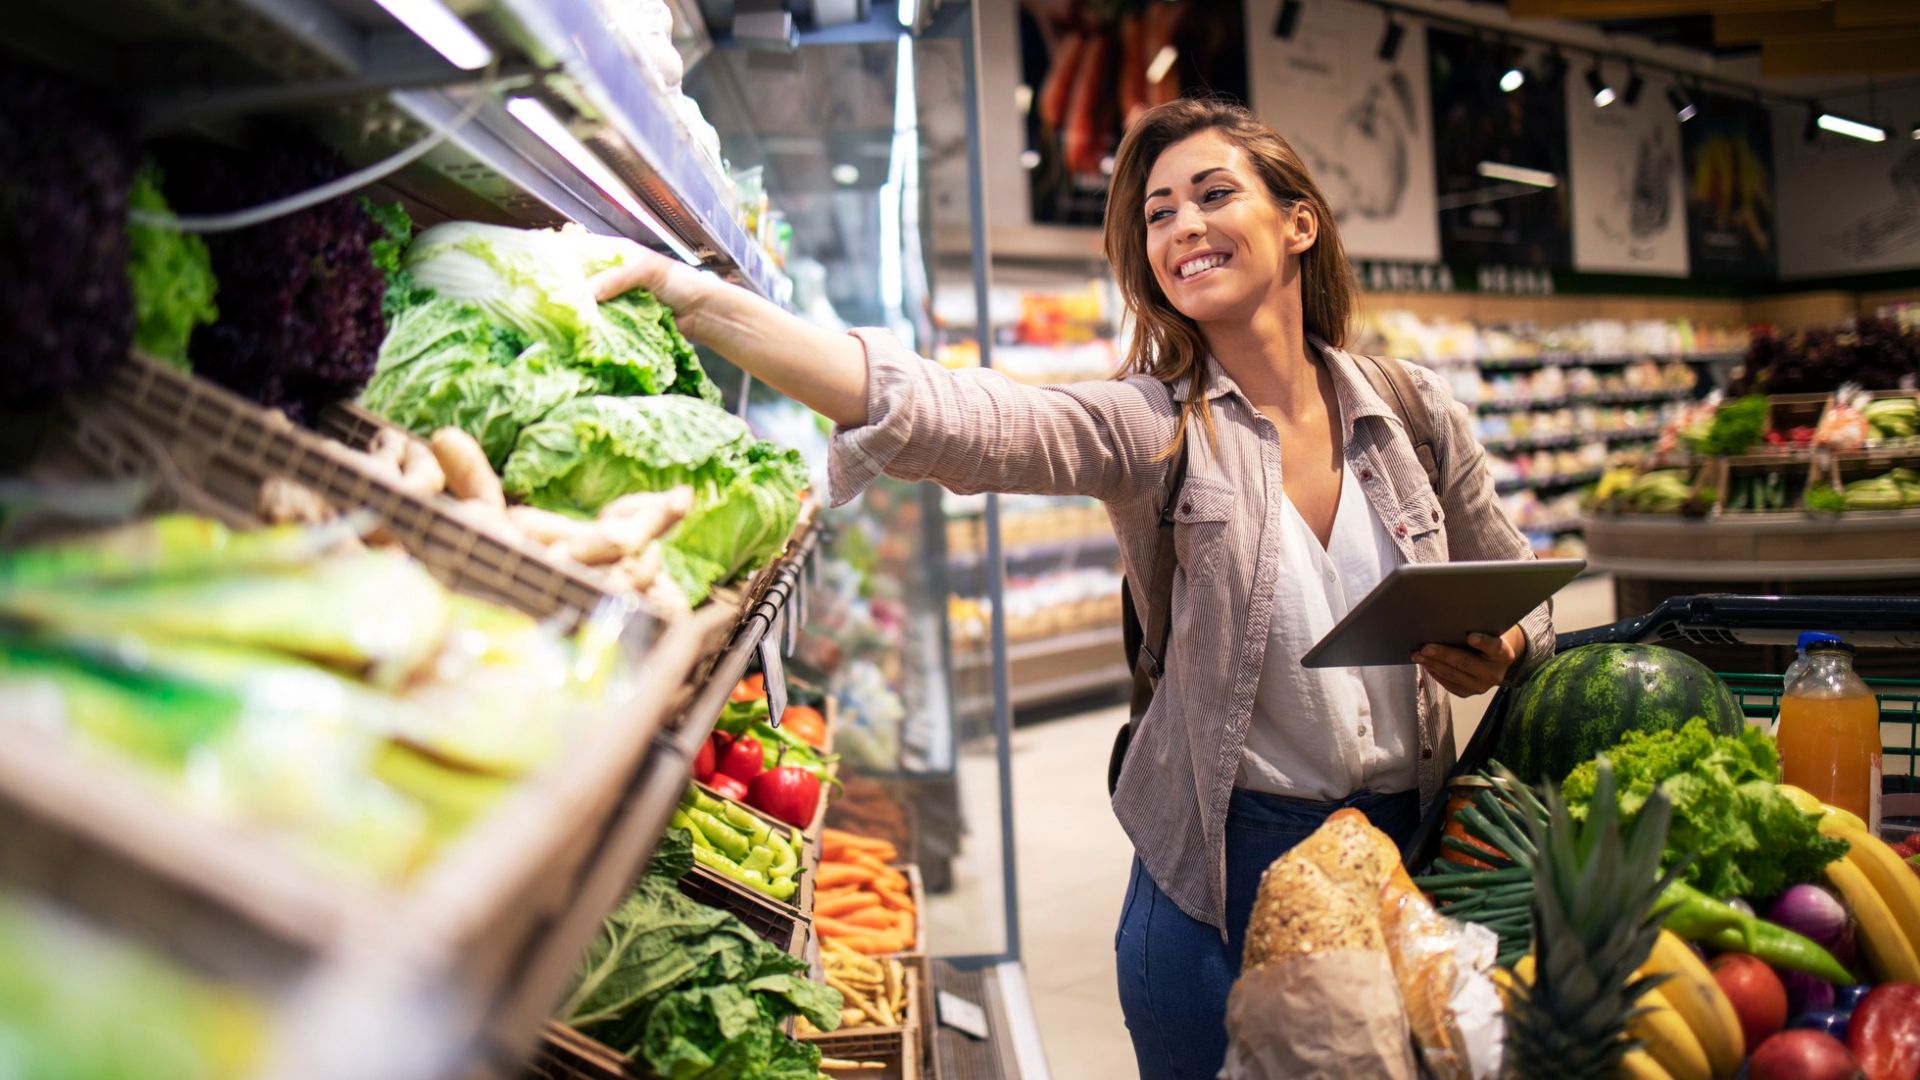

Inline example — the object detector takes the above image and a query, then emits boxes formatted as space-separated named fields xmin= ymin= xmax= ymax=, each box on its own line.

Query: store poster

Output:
xmin=1681 ymin=92 xmax=1777 ymax=279
xmin=1566 ymin=69 xmax=1688 ymax=276
xmin=1775 ymin=86 xmax=1920 ymax=278
xmin=1243 ymin=0 xmax=1440 ymax=262
xmin=1427 ymin=28 xmax=1573 ymax=268
xmin=1017 ymin=0 xmax=1249 ymax=226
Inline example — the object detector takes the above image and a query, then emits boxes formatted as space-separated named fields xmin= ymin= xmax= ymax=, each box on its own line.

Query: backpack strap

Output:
xmin=1356 ymin=353 xmax=1445 ymax=499
xmin=1111 ymin=435 xmax=1189 ymax=796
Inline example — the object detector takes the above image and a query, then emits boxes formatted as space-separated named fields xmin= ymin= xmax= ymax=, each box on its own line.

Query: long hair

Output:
xmin=1103 ymin=98 xmax=1357 ymax=456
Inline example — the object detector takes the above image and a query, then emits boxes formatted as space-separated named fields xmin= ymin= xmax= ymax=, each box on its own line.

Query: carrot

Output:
xmin=874 ymin=883 xmax=915 ymax=913
xmin=815 ymin=913 xmax=871 ymax=939
xmin=817 ymin=863 xmax=877 ymax=889
xmin=836 ymin=932 xmax=913 ymax=956
xmin=823 ymin=829 xmax=896 ymax=857
xmin=844 ymin=907 xmax=897 ymax=931
xmin=818 ymin=892 xmax=880 ymax=918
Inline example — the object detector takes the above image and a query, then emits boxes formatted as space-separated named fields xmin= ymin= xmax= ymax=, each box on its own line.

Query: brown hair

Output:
xmin=1103 ymin=97 xmax=1357 ymax=454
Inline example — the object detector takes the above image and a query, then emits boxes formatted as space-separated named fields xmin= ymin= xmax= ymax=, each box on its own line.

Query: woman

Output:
xmin=593 ymin=98 xmax=1554 ymax=1078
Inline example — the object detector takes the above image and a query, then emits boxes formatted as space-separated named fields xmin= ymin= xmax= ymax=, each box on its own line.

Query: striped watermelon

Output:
xmin=1492 ymin=643 xmax=1744 ymax=783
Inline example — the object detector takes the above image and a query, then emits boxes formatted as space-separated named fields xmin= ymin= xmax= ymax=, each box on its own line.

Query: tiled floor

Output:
xmin=1011 ymin=574 xmax=1618 ymax=1077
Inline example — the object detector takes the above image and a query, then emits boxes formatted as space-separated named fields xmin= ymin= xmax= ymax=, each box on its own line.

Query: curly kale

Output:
xmin=0 ymin=56 xmax=138 ymax=409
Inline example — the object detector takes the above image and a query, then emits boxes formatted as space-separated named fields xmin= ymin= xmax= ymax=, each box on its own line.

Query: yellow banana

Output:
xmin=1826 ymin=854 xmax=1920 ymax=983
xmin=1620 ymin=1046 xmax=1679 ymax=1080
xmin=1642 ymin=931 xmax=1743 ymax=1079
xmin=1629 ymin=984 xmax=1712 ymax=1080
xmin=1777 ymin=784 xmax=1823 ymax=815
xmin=1822 ymin=802 xmax=1869 ymax=831
xmin=1824 ymin=821 xmax=1920 ymax=958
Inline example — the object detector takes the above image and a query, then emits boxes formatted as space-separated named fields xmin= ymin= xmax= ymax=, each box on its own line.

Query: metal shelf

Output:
xmin=1475 ymin=387 xmax=1694 ymax=414
xmin=1496 ymin=468 xmax=1606 ymax=495
xmin=1453 ymin=351 xmax=1744 ymax=371
xmin=1482 ymin=426 xmax=1662 ymax=455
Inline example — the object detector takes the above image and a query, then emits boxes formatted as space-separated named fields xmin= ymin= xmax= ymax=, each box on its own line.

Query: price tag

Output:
xmin=937 ymin=991 xmax=990 ymax=1040
xmin=758 ymin=615 xmax=787 ymax=728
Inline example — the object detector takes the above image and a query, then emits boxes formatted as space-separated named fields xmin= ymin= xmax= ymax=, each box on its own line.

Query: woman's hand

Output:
xmin=586 ymin=244 xmax=870 ymax=426
xmin=1414 ymin=626 xmax=1527 ymax=697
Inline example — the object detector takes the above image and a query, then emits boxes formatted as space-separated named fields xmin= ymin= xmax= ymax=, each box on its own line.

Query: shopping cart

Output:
xmin=1407 ymin=594 xmax=1920 ymax=867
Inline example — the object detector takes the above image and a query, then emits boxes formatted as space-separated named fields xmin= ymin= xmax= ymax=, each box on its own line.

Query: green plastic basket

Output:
xmin=1718 ymin=674 xmax=1920 ymax=793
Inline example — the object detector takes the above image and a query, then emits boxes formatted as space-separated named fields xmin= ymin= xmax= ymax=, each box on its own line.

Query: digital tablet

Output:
xmin=1299 ymin=558 xmax=1585 ymax=668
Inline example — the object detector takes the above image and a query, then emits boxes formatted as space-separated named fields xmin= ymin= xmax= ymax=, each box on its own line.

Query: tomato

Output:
xmin=730 ymin=674 xmax=766 ymax=703
xmin=780 ymin=705 xmax=827 ymax=748
xmin=1848 ymin=983 xmax=1920 ymax=1080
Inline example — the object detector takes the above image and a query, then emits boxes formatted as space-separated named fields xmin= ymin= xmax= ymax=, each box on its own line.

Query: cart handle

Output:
xmin=1557 ymin=594 xmax=1920 ymax=652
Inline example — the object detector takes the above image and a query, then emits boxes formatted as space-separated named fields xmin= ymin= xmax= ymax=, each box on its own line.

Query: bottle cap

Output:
xmin=1799 ymin=631 xmax=1844 ymax=651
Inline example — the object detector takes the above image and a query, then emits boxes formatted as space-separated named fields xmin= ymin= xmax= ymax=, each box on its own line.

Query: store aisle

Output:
xmin=1012 ymin=575 xmax=1617 ymax=1076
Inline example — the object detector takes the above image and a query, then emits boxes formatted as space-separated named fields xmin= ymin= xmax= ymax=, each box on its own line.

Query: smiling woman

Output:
xmin=587 ymin=96 xmax=1555 ymax=1080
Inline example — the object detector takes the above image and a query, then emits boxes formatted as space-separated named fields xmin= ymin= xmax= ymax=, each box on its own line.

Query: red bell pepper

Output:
xmin=1850 ymin=983 xmax=1920 ymax=1080
xmin=747 ymin=764 xmax=822 ymax=828
xmin=708 ymin=773 xmax=749 ymax=802
xmin=718 ymin=733 xmax=766 ymax=783
xmin=693 ymin=733 xmax=717 ymax=782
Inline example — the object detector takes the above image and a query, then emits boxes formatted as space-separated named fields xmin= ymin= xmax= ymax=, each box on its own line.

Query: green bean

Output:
xmin=1416 ymin=865 xmax=1530 ymax=890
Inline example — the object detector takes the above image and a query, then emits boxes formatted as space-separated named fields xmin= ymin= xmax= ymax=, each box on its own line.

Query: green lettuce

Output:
xmin=361 ymin=297 xmax=591 ymax=468
xmin=502 ymin=395 xmax=754 ymax=516
xmin=660 ymin=445 xmax=809 ymax=605
xmin=1562 ymin=718 xmax=1849 ymax=901
xmin=126 ymin=163 xmax=217 ymax=369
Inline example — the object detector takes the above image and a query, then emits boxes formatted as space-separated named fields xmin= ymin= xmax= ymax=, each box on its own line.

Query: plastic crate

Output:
xmin=1409 ymin=594 xmax=1920 ymax=867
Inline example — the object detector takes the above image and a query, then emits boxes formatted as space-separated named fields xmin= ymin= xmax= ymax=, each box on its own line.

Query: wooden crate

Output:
xmin=1765 ymin=392 xmax=1831 ymax=444
xmin=1709 ymin=453 xmax=1821 ymax=516
xmin=801 ymin=961 xmax=922 ymax=1080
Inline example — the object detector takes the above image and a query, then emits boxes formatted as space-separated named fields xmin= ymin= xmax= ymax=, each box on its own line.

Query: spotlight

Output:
xmin=1586 ymin=65 xmax=1614 ymax=108
xmin=1377 ymin=17 xmax=1404 ymax=62
xmin=1911 ymin=123 xmax=1920 ymax=141
xmin=1273 ymin=0 xmax=1301 ymax=39
xmin=1668 ymin=86 xmax=1695 ymax=123
xmin=1623 ymin=67 xmax=1644 ymax=107
xmin=1500 ymin=67 xmax=1525 ymax=93
xmin=1819 ymin=112 xmax=1888 ymax=142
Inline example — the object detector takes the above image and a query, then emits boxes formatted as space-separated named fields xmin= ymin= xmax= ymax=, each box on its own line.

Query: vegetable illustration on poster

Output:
xmin=1427 ymin=28 xmax=1572 ymax=268
xmin=1242 ymin=0 xmax=1439 ymax=262
xmin=1775 ymin=86 xmax=1920 ymax=278
xmin=1017 ymin=0 xmax=1248 ymax=227
xmin=1681 ymin=92 xmax=1776 ymax=279
xmin=1567 ymin=67 xmax=1687 ymax=276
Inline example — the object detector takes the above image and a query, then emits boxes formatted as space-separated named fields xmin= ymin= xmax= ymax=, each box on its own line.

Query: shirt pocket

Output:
xmin=1399 ymin=496 xmax=1447 ymax=561
xmin=1172 ymin=477 xmax=1235 ymax=587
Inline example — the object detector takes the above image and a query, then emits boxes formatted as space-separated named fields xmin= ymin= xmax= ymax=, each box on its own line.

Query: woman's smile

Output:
xmin=1174 ymin=248 xmax=1233 ymax=283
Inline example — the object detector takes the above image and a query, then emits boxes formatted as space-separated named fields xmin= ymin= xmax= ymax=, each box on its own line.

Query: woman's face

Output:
xmin=1141 ymin=129 xmax=1317 ymax=325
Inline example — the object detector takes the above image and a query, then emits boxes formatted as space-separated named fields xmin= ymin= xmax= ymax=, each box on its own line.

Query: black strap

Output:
xmin=1110 ymin=439 xmax=1189 ymax=796
xmin=1356 ymin=353 xmax=1445 ymax=499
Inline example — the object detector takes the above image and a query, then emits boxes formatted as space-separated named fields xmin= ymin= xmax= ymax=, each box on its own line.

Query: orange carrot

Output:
xmin=818 ymin=892 xmax=880 ymax=918
xmin=817 ymin=863 xmax=876 ymax=889
xmin=844 ymin=906 xmax=897 ymax=931
xmin=815 ymin=913 xmax=871 ymax=939
xmin=874 ymin=883 xmax=915 ymax=913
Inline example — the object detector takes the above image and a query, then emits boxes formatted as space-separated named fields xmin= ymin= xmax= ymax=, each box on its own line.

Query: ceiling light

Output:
xmin=1020 ymin=149 xmax=1041 ymax=170
xmin=1500 ymin=67 xmax=1525 ymax=93
xmin=1478 ymin=161 xmax=1558 ymax=188
xmin=1586 ymin=65 xmax=1614 ymax=108
xmin=1668 ymin=86 xmax=1695 ymax=123
xmin=831 ymin=163 xmax=860 ymax=185
xmin=898 ymin=0 xmax=918 ymax=27
xmin=1623 ymin=68 xmax=1644 ymax=107
xmin=1273 ymin=0 xmax=1302 ymax=40
xmin=1819 ymin=112 xmax=1888 ymax=142
xmin=1015 ymin=84 xmax=1033 ymax=114
xmin=371 ymin=0 xmax=493 ymax=70
xmin=1911 ymin=123 xmax=1920 ymax=141
xmin=1377 ymin=17 xmax=1404 ymax=62
xmin=506 ymin=97 xmax=700 ymax=264
xmin=1146 ymin=44 xmax=1178 ymax=85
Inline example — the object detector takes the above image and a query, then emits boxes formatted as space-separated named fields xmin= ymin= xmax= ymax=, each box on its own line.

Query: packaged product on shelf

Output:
xmin=0 ymin=513 xmax=641 ymax=882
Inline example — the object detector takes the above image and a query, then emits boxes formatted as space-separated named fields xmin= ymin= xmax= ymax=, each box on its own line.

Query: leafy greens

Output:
xmin=1562 ymin=718 xmax=1848 ymax=901
xmin=127 ymin=163 xmax=218 ymax=370
xmin=561 ymin=826 xmax=839 ymax=1079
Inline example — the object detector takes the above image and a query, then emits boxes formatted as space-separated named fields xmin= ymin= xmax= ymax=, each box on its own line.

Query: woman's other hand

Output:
xmin=1413 ymin=626 xmax=1526 ymax=697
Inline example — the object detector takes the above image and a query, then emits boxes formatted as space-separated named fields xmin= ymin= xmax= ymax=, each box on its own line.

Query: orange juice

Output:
xmin=1777 ymin=638 xmax=1881 ymax=830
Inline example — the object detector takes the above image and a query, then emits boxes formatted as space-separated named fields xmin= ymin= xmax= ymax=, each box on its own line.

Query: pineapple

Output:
xmin=1500 ymin=760 xmax=1679 ymax=1080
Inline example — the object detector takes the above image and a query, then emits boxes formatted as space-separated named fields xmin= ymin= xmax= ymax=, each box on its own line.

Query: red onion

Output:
xmin=1784 ymin=969 xmax=1837 ymax=1017
xmin=1767 ymin=884 xmax=1848 ymax=946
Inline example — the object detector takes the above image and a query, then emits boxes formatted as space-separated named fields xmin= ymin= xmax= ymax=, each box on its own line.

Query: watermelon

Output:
xmin=1492 ymin=643 xmax=1744 ymax=783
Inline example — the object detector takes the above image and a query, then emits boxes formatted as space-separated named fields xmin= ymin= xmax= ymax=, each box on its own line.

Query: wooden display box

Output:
xmin=1708 ymin=453 xmax=1821 ymax=516
xmin=1765 ymin=392 xmax=1831 ymax=443
xmin=1586 ymin=459 xmax=1717 ymax=516
xmin=683 ymin=780 xmax=817 ymax=953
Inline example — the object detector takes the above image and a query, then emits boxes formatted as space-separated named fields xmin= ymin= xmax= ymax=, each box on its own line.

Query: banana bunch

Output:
xmin=1624 ymin=470 xmax=1697 ymax=514
xmin=1778 ymin=785 xmax=1920 ymax=989
xmin=1833 ymin=467 xmax=1920 ymax=510
xmin=1506 ymin=933 xmax=1745 ymax=1080
xmin=1867 ymin=396 xmax=1919 ymax=441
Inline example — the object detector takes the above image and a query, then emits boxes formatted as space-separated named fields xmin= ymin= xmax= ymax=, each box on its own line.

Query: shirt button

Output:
xmin=1181 ymin=501 xmax=1191 ymax=514
xmin=1431 ymin=508 xmax=1440 ymax=522
xmin=1395 ymin=523 xmax=1408 ymax=537
xmin=1357 ymin=724 xmax=1369 ymax=737
xmin=1360 ymin=469 xmax=1374 ymax=482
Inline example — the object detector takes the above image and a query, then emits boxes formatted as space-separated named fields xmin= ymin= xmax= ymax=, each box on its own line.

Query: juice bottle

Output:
xmin=1777 ymin=635 xmax=1881 ymax=830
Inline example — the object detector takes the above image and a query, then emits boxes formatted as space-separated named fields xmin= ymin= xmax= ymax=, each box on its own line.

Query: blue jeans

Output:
xmin=1112 ymin=787 xmax=1422 ymax=1080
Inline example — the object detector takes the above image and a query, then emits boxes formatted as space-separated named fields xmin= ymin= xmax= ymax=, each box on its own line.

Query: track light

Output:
xmin=1586 ymin=65 xmax=1614 ymax=108
xmin=1668 ymin=86 xmax=1695 ymax=123
xmin=1273 ymin=0 xmax=1301 ymax=39
xmin=1377 ymin=17 xmax=1404 ymax=62
xmin=1912 ymin=123 xmax=1920 ymax=141
xmin=1818 ymin=111 xmax=1888 ymax=142
xmin=1500 ymin=66 xmax=1525 ymax=93
xmin=1623 ymin=67 xmax=1644 ymax=107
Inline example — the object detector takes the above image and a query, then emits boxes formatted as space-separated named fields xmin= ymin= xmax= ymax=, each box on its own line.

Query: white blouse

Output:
xmin=1237 ymin=460 xmax=1421 ymax=799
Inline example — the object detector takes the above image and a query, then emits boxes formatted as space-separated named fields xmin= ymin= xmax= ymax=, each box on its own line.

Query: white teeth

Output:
xmin=1180 ymin=254 xmax=1225 ymax=279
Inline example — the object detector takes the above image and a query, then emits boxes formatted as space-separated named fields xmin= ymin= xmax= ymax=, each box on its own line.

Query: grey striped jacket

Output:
xmin=828 ymin=328 xmax=1554 ymax=933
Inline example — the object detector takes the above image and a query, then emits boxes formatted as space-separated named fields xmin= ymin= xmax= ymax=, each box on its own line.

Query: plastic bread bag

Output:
xmin=1815 ymin=383 xmax=1871 ymax=450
